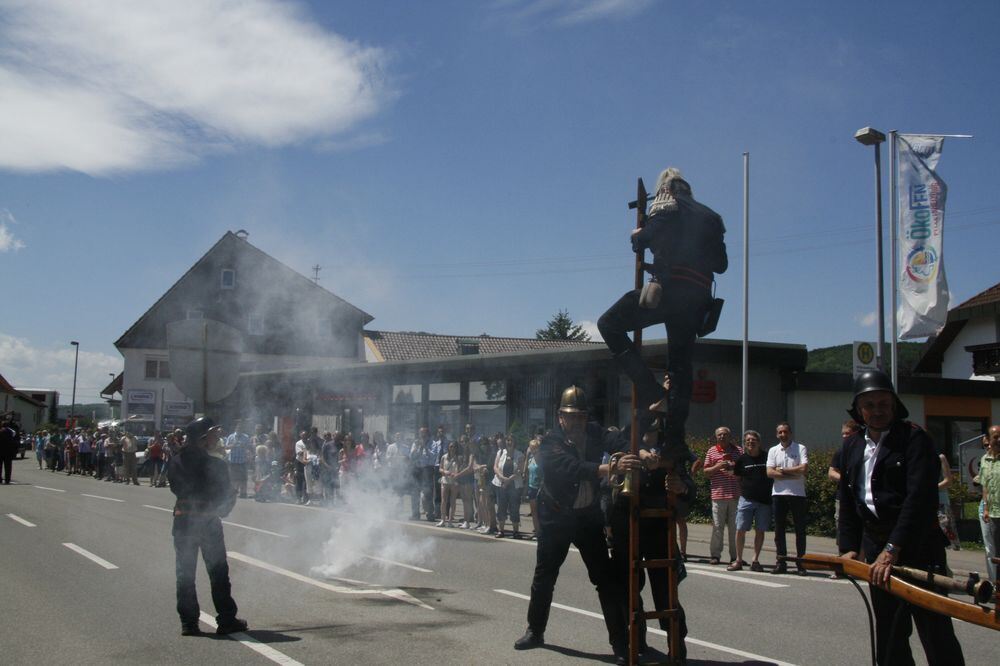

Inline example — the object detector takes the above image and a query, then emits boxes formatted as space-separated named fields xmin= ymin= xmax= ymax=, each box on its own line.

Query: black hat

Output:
xmin=848 ymin=370 xmax=908 ymax=422
xmin=185 ymin=417 xmax=218 ymax=443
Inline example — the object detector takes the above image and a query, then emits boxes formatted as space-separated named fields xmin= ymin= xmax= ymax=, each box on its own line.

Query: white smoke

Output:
xmin=312 ymin=469 xmax=435 ymax=581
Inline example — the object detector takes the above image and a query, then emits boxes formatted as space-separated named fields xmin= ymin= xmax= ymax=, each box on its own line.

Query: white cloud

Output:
xmin=0 ymin=0 xmax=389 ymax=175
xmin=0 ymin=209 xmax=24 ymax=251
xmin=856 ymin=311 xmax=879 ymax=327
xmin=0 ymin=333 xmax=122 ymax=404
xmin=578 ymin=319 xmax=603 ymax=342
xmin=495 ymin=0 xmax=655 ymax=26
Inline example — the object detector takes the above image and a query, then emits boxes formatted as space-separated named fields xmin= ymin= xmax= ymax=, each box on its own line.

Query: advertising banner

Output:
xmin=126 ymin=389 xmax=156 ymax=420
xmin=897 ymin=135 xmax=950 ymax=338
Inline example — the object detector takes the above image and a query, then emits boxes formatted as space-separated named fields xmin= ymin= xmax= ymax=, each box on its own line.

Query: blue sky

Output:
xmin=1 ymin=0 xmax=998 ymax=403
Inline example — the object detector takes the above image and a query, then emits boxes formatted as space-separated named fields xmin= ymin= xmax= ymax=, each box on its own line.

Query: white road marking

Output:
xmin=63 ymin=543 xmax=118 ymax=570
xmin=222 ymin=521 xmax=289 ymax=538
xmin=228 ymin=551 xmax=434 ymax=610
xmin=143 ymin=504 xmax=172 ymax=512
xmin=6 ymin=513 xmax=36 ymax=527
xmin=198 ymin=612 xmax=304 ymax=666
xmin=34 ymin=485 xmax=66 ymax=493
xmin=81 ymin=493 xmax=125 ymax=503
xmin=689 ymin=562 xmax=850 ymax=585
xmin=359 ymin=554 xmax=432 ymax=573
xmin=494 ymin=589 xmax=799 ymax=666
xmin=683 ymin=564 xmax=788 ymax=588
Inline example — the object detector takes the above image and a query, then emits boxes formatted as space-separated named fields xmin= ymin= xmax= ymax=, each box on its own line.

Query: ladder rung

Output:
xmin=640 ymin=559 xmax=677 ymax=569
xmin=641 ymin=609 xmax=680 ymax=621
xmin=639 ymin=508 xmax=673 ymax=518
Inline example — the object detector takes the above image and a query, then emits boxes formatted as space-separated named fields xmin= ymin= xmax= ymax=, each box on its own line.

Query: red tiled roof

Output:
xmin=954 ymin=280 xmax=1000 ymax=311
xmin=364 ymin=330 xmax=601 ymax=362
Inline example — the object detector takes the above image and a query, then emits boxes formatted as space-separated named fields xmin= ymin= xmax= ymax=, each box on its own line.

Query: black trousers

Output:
xmin=862 ymin=533 xmax=964 ymax=665
xmin=598 ymin=281 xmax=708 ymax=444
xmin=609 ymin=495 xmax=687 ymax=659
xmin=1 ymin=455 xmax=12 ymax=483
xmin=772 ymin=495 xmax=807 ymax=561
xmin=527 ymin=501 xmax=626 ymax=648
xmin=294 ymin=461 xmax=307 ymax=502
xmin=173 ymin=514 xmax=238 ymax=626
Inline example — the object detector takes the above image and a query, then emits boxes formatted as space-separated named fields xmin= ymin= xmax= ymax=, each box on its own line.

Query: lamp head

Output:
xmin=854 ymin=127 xmax=886 ymax=146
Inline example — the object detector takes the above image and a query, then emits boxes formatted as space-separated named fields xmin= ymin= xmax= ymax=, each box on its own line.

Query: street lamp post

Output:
xmin=108 ymin=373 xmax=116 ymax=420
xmin=70 ymin=341 xmax=80 ymax=428
xmin=854 ymin=127 xmax=887 ymax=372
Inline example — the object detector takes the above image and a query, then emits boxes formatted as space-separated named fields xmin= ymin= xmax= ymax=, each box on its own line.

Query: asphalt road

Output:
xmin=1 ymin=459 xmax=995 ymax=665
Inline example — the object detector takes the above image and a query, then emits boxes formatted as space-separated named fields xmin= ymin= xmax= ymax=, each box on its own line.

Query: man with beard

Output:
xmin=514 ymin=386 xmax=628 ymax=664
xmin=838 ymin=370 xmax=964 ymax=665
xmin=598 ymin=167 xmax=727 ymax=460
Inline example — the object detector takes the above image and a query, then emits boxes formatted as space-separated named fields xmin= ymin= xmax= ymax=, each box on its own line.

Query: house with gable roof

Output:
xmin=114 ymin=230 xmax=373 ymax=433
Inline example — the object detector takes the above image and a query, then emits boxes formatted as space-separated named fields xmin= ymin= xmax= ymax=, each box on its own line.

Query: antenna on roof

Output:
xmin=234 ymin=229 xmax=249 ymax=240
xmin=311 ymin=265 xmax=321 ymax=284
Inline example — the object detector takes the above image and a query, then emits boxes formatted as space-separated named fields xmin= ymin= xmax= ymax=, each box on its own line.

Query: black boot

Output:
xmin=514 ymin=628 xmax=544 ymax=650
xmin=216 ymin=618 xmax=248 ymax=635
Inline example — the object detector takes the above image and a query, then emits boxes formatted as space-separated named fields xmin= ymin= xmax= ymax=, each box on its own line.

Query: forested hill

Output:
xmin=806 ymin=342 xmax=925 ymax=375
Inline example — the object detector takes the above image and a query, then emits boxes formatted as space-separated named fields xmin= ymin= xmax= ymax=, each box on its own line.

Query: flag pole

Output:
xmin=889 ymin=130 xmax=899 ymax=388
xmin=741 ymin=152 xmax=749 ymax=437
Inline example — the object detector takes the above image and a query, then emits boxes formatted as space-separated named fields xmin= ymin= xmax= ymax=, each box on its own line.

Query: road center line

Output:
xmin=81 ymin=493 xmax=125 ymax=503
xmin=686 ymin=562 xmax=849 ymax=585
xmin=222 ymin=520 xmax=289 ymax=538
xmin=6 ymin=513 xmax=37 ymax=527
xmin=143 ymin=505 xmax=173 ymax=512
xmin=493 ymin=589 xmax=798 ymax=666
xmin=198 ymin=612 xmax=304 ymax=666
xmin=34 ymin=485 xmax=66 ymax=493
xmin=228 ymin=551 xmax=434 ymax=610
xmin=63 ymin=543 xmax=118 ymax=570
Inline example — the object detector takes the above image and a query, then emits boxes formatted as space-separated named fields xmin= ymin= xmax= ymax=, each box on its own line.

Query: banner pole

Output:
xmin=889 ymin=131 xmax=899 ymax=388
xmin=741 ymin=152 xmax=749 ymax=436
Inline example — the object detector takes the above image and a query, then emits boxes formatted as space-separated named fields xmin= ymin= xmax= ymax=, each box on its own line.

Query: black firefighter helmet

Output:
xmin=185 ymin=417 xmax=218 ymax=444
xmin=848 ymin=369 xmax=909 ymax=423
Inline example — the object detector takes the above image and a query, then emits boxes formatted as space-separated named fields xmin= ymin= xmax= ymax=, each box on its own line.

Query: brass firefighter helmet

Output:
xmin=558 ymin=385 xmax=588 ymax=414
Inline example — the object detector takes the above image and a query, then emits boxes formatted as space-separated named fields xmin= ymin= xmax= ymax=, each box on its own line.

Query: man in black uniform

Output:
xmin=598 ymin=168 xmax=727 ymax=455
xmin=514 ymin=386 xmax=628 ymax=663
xmin=169 ymin=417 xmax=247 ymax=636
xmin=0 ymin=416 xmax=18 ymax=484
xmin=608 ymin=423 xmax=692 ymax=662
xmin=837 ymin=370 xmax=964 ymax=665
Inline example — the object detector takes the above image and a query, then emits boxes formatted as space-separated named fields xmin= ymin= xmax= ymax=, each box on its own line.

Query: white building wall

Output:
xmin=788 ymin=390 xmax=926 ymax=452
xmin=942 ymin=316 xmax=999 ymax=380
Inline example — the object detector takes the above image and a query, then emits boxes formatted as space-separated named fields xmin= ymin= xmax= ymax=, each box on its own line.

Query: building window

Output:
xmin=144 ymin=359 xmax=171 ymax=380
xmin=186 ymin=310 xmax=204 ymax=320
xmin=428 ymin=382 xmax=460 ymax=401
xmin=248 ymin=313 xmax=264 ymax=335
xmin=221 ymin=269 xmax=236 ymax=289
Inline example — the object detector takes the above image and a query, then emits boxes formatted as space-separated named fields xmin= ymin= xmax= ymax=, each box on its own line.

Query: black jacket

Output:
xmin=837 ymin=420 xmax=940 ymax=563
xmin=168 ymin=444 xmax=237 ymax=517
xmin=538 ymin=422 xmax=617 ymax=511
xmin=632 ymin=193 xmax=728 ymax=283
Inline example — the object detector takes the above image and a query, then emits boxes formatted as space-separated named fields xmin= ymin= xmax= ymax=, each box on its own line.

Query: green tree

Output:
xmin=535 ymin=309 xmax=591 ymax=342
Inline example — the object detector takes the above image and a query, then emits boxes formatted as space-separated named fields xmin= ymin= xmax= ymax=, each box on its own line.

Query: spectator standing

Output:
xmin=385 ymin=432 xmax=412 ymax=515
xmin=254 ymin=433 xmax=271 ymax=483
xmin=703 ymin=426 xmax=742 ymax=564
xmin=980 ymin=425 xmax=1000 ymax=576
xmin=78 ymin=431 xmax=93 ymax=475
xmin=525 ymin=429 xmax=544 ymax=538
xmin=319 ymin=432 xmax=339 ymax=505
xmin=414 ymin=427 xmax=439 ymax=521
xmin=431 ymin=426 xmax=448 ymax=520
xmin=225 ymin=422 xmax=252 ymax=499
xmin=767 ymin=422 xmax=808 ymax=575
xmin=293 ymin=431 xmax=310 ymax=505
xmin=121 ymin=432 xmax=139 ymax=485
xmin=34 ymin=430 xmax=46 ymax=469
xmin=493 ymin=435 xmax=525 ymax=539
xmin=148 ymin=434 xmax=165 ymax=487
xmin=730 ymin=430 xmax=772 ymax=571
xmin=438 ymin=441 xmax=460 ymax=527
xmin=827 ymin=420 xmax=860 ymax=578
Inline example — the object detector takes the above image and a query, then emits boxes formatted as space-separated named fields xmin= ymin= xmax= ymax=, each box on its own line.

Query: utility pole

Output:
xmin=311 ymin=265 xmax=321 ymax=284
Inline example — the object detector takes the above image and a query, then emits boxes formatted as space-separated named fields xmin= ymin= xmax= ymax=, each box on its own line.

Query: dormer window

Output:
xmin=221 ymin=269 xmax=236 ymax=289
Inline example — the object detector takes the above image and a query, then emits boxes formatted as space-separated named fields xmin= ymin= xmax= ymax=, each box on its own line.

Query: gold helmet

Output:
xmin=558 ymin=385 xmax=588 ymax=414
